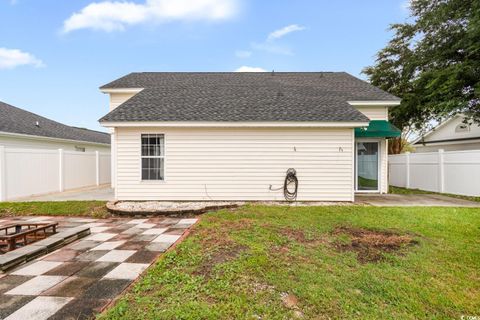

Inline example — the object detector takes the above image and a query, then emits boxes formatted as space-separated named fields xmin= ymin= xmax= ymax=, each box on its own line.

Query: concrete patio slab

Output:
xmin=356 ymin=193 xmax=480 ymax=207
xmin=12 ymin=185 xmax=114 ymax=202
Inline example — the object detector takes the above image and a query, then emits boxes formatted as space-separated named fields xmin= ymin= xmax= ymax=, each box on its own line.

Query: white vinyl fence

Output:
xmin=389 ymin=149 xmax=480 ymax=196
xmin=0 ymin=146 xmax=111 ymax=201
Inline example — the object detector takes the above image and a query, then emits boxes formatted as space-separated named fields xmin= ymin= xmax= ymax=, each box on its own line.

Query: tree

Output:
xmin=363 ymin=0 xmax=480 ymax=153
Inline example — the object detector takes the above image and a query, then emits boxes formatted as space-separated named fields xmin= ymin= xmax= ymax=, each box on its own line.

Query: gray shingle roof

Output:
xmin=0 ymin=101 xmax=110 ymax=144
xmin=99 ymin=72 xmax=400 ymax=123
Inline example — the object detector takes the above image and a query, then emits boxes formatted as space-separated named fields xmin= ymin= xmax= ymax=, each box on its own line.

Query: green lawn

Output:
xmin=358 ymin=176 xmax=378 ymax=189
xmin=0 ymin=201 xmax=110 ymax=218
xmin=99 ymin=205 xmax=480 ymax=320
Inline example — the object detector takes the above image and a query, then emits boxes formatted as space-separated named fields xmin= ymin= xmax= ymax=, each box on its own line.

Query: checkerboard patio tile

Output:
xmin=5 ymin=276 xmax=67 ymax=296
xmin=142 ymin=228 xmax=168 ymax=235
xmin=96 ymin=250 xmax=136 ymax=262
xmin=4 ymin=296 xmax=73 ymax=320
xmin=0 ymin=215 xmax=197 ymax=319
xmin=152 ymin=234 xmax=182 ymax=243
xmin=103 ymin=263 xmax=149 ymax=280
xmin=90 ymin=240 xmax=126 ymax=251
xmin=12 ymin=261 xmax=63 ymax=276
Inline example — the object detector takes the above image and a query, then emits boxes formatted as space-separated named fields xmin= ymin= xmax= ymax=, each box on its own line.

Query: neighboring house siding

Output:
xmin=415 ymin=115 xmax=480 ymax=152
xmin=114 ymin=127 xmax=355 ymax=201
xmin=355 ymin=106 xmax=388 ymax=120
xmin=110 ymin=92 xmax=138 ymax=111
xmin=0 ymin=134 xmax=110 ymax=152
xmin=423 ymin=116 xmax=480 ymax=142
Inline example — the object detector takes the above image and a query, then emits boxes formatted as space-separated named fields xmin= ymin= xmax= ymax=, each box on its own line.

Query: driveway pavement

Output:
xmin=13 ymin=185 xmax=114 ymax=202
xmin=356 ymin=193 xmax=480 ymax=207
xmin=0 ymin=215 xmax=197 ymax=320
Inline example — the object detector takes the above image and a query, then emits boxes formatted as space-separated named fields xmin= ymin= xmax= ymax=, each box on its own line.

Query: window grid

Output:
xmin=141 ymin=134 xmax=165 ymax=181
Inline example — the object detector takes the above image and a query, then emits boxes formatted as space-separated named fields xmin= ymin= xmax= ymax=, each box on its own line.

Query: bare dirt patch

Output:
xmin=191 ymin=218 xmax=252 ymax=278
xmin=194 ymin=244 xmax=248 ymax=278
xmin=276 ymin=226 xmax=328 ymax=245
xmin=332 ymin=226 xmax=418 ymax=263
xmin=279 ymin=227 xmax=314 ymax=243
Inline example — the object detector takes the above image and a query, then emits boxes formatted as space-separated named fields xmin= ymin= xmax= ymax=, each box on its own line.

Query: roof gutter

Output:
xmin=99 ymin=88 xmax=144 ymax=94
xmin=0 ymin=131 xmax=110 ymax=147
xmin=414 ymin=136 xmax=480 ymax=145
xmin=348 ymin=100 xmax=401 ymax=106
xmin=100 ymin=121 xmax=370 ymax=128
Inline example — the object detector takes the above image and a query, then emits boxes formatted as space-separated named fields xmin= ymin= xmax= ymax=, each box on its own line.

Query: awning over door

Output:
xmin=355 ymin=120 xmax=401 ymax=138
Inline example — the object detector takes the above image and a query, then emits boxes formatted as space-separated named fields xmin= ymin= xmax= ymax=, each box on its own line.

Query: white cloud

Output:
xmin=238 ymin=24 xmax=304 ymax=57
xmin=63 ymin=0 xmax=239 ymax=33
xmin=267 ymin=24 xmax=305 ymax=41
xmin=235 ymin=50 xmax=252 ymax=58
xmin=234 ymin=66 xmax=266 ymax=72
xmin=0 ymin=48 xmax=44 ymax=69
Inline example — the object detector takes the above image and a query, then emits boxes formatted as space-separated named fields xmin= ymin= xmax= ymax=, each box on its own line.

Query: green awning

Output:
xmin=355 ymin=120 xmax=401 ymax=138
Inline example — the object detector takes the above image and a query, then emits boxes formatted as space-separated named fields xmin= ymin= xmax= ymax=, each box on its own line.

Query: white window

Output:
xmin=141 ymin=134 xmax=165 ymax=180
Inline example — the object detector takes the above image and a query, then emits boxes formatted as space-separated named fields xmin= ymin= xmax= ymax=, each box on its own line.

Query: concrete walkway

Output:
xmin=13 ymin=185 xmax=114 ymax=202
xmin=356 ymin=193 xmax=480 ymax=207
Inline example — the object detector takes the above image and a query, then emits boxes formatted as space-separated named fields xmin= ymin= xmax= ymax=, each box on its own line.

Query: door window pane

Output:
xmin=357 ymin=142 xmax=378 ymax=190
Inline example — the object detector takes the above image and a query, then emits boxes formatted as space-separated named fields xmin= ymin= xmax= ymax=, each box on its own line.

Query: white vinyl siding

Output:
xmin=355 ymin=106 xmax=388 ymax=120
xmin=109 ymin=92 xmax=138 ymax=111
xmin=114 ymin=127 xmax=355 ymax=201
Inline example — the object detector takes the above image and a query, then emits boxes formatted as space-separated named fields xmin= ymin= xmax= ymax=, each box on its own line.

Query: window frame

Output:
xmin=140 ymin=133 xmax=166 ymax=182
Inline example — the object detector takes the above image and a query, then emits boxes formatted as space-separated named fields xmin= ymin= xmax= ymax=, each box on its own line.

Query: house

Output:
xmin=99 ymin=72 xmax=401 ymax=202
xmin=0 ymin=101 xmax=111 ymax=201
xmin=0 ymin=101 xmax=110 ymax=151
xmin=413 ymin=114 xmax=480 ymax=152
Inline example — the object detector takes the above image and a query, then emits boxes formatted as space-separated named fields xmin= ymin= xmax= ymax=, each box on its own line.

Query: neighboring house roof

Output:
xmin=0 ymin=101 xmax=110 ymax=145
xmin=99 ymin=72 xmax=400 ymax=123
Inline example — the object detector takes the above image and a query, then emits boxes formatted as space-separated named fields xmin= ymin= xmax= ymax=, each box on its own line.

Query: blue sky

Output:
xmin=0 ymin=0 xmax=408 ymax=132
